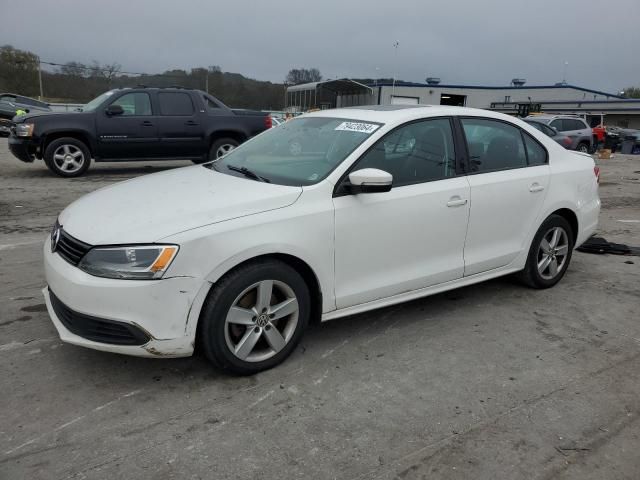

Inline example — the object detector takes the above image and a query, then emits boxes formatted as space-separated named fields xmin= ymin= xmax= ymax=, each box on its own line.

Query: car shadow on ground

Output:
xmin=46 ymin=275 xmax=521 ymax=391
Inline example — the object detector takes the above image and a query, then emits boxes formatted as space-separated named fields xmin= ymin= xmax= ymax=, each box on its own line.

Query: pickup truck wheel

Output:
xmin=209 ymin=138 xmax=240 ymax=160
xmin=44 ymin=138 xmax=91 ymax=177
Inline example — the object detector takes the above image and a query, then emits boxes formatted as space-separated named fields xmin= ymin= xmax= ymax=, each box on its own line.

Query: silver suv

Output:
xmin=525 ymin=115 xmax=593 ymax=153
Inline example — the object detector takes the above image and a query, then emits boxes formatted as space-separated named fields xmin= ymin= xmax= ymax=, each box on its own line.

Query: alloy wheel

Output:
xmin=537 ymin=226 xmax=569 ymax=280
xmin=53 ymin=144 xmax=85 ymax=173
xmin=216 ymin=143 xmax=235 ymax=158
xmin=224 ymin=280 xmax=299 ymax=362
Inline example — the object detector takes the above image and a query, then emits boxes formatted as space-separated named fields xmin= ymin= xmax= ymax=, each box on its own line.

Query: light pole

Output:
xmin=562 ymin=61 xmax=569 ymax=85
xmin=391 ymin=41 xmax=399 ymax=104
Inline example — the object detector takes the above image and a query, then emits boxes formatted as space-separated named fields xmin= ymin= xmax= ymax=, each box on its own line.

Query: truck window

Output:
xmin=110 ymin=92 xmax=152 ymax=116
xmin=158 ymin=92 xmax=195 ymax=116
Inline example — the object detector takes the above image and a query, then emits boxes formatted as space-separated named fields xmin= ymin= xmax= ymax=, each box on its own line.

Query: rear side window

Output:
xmin=203 ymin=95 xmax=220 ymax=109
xmin=522 ymin=132 xmax=548 ymax=165
xmin=461 ymin=118 xmax=527 ymax=173
xmin=158 ymin=92 xmax=195 ymax=115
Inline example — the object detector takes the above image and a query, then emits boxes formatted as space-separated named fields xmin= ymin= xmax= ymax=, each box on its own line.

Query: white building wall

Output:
xmin=377 ymin=86 xmax=618 ymax=108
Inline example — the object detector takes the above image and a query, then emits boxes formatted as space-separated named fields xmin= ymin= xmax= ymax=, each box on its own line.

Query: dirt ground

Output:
xmin=1 ymin=139 xmax=639 ymax=480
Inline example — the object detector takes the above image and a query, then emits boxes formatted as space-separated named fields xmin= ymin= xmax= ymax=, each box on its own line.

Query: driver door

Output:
xmin=95 ymin=91 xmax=160 ymax=159
xmin=333 ymin=118 xmax=470 ymax=309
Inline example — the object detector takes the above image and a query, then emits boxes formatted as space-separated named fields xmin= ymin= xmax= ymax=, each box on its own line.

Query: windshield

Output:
xmin=208 ymin=117 xmax=383 ymax=186
xmin=81 ymin=90 xmax=116 ymax=112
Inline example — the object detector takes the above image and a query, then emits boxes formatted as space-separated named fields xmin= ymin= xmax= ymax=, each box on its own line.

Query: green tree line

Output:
xmin=0 ymin=45 xmax=292 ymax=110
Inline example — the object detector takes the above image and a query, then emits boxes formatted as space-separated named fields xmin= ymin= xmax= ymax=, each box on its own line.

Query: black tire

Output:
xmin=199 ymin=259 xmax=310 ymax=375
xmin=576 ymin=142 xmax=590 ymax=154
xmin=519 ymin=214 xmax=574 ymax=289
xmin=208 ymin=137 xmax=240 ymax=160
xmin=44 ymin=137 xmax=91 ymax=177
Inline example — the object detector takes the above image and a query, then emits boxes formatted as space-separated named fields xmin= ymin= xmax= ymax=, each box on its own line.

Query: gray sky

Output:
xmin=1 ymin=0 xmax=638 ymax=93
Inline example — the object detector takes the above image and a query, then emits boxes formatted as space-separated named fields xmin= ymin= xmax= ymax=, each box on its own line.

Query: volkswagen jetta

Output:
xmin=43 ymin=105 xmax=600 ymax=374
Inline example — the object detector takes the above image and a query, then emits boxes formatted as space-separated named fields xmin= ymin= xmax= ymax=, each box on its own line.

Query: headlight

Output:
xmin=15 ymin=123 xmax=35 ymax=137
xmin=78 ymin=245 xmax=178 ymax=280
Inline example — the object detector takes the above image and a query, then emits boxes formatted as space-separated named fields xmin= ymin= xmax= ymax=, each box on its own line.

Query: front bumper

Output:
xmin=8 ymin=136 xmax=37 ymax=162
xmin=43 ymin=237 xmax=203 ymax=357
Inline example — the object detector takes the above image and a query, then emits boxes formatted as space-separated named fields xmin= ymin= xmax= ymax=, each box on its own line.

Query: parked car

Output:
xmin=525 ymin=114 xmax=593 ymax=153
xmin=43 ymin=105 xmax=600 ymax=374
xmin=524 ymin=119 xmax=574 ymax=149
xmin=8 ymin=87 xmax=272 ymax=177
xmin=0 ymin=93 xmax=51 ymax=120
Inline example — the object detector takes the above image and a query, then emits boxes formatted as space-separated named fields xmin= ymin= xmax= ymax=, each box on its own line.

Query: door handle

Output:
xmin=185 ymin=121 xmax=199 ymax=126
xmin=141 ymin=121 xmax=153 ymax=126
xmin=529 ymin=183 xmax=545 ymax=193
xmin=447 ymin=196 xmax=468 ymax=207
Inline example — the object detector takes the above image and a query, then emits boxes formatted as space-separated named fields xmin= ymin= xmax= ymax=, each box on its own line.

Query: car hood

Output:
xmin=59 ymin=165 xmax=303 ymax=245
xmin=13 ymin=110 xmax=79 ymax=122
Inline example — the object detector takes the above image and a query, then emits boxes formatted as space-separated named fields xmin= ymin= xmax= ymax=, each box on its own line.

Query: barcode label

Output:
xmin=334 ymin=122 xmax=380 ymax=134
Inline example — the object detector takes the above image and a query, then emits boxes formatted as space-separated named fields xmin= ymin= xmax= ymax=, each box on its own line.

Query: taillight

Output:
xmin=562 ymin=137 xmax=573 ymax=147
xmin=594 ymin=166 xmax=600 ymax=184
xmin=265 ymin=115 xmax=272 ymax=129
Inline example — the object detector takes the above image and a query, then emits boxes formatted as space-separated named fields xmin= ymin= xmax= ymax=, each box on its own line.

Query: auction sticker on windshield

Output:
xmin=334 ymin=122 xmax=380 ymax=134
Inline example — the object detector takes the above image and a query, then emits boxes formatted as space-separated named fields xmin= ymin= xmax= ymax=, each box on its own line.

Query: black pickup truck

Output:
xmin=8 ymin=87 xmax=272 ymax=177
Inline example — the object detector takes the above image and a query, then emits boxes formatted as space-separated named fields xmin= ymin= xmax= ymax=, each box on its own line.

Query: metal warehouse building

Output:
xmin=286 ymin=79 xmax=640 ymax=129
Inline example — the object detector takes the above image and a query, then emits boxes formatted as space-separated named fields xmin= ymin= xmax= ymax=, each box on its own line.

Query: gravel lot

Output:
xmin=1 ymin=138 xmax=639 ymax=480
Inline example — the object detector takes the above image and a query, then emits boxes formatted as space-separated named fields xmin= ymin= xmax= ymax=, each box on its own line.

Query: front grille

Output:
xmin=56 ymin=228 xmax=92 ymax=265
xmin=49 ymin=290 xmax=151 ymax=346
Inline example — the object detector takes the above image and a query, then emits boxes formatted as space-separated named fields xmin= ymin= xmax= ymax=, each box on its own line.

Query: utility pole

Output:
xmin=562 ymin=61 xmax=569 ymax=85
xmin=391 ymin=41 xmax=399 ymax=104
xmin=38 ymin=56 xmax=44 ymax=100
xmin=205 ymin=70 xmax=209 ymax=94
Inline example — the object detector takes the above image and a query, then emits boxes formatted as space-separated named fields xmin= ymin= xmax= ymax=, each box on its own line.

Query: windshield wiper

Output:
xmin=227 ymin=164 xmax=270 ymax=183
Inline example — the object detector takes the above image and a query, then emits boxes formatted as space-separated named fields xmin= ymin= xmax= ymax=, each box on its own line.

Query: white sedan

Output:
xmin=43 ymin=105 xmax=600 ymax=374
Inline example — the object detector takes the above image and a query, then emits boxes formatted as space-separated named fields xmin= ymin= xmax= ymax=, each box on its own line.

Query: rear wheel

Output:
xmin=44 ymin=137 xmax=91 ymax=177
xmin=199 ymin=259 xmax=310 ymax=375
xmin=519 ymin=215 xmax=574 ymax=289
xmin=208 ymin=137 xmax=240 ymax=160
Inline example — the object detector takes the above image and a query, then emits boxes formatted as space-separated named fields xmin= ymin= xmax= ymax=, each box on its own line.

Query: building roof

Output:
xmin=287 ymin=78 xmax=373 ymax=93
xmin=371 ymin=81 xmax=624 ymax=99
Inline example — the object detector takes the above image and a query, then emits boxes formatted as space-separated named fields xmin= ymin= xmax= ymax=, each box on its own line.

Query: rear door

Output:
xmin=95 ymin=91 xmax=160 ymax=159
xmin=155 ymin=91 xmax=206 ymax=157
xmin=460 ymin=117 xmax=550 ymax=276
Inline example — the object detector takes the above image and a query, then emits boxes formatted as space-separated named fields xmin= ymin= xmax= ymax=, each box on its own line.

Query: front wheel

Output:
xmin=44 ymin=138 xmax=91 ymax=177
xmin=199 ymin=259 xmax=310 ymax=375
xmin=519 ymin=215 xmax=574 ymax=289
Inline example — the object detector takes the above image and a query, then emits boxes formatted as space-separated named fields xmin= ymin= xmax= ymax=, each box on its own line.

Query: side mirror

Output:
xmin=348 ymin=168 xmax=393 ymax=194
xmin=106 ymin=104 xmax=124 ymax=116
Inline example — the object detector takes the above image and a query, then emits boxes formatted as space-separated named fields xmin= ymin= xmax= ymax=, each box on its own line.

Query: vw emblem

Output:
xmin=51 ymin=223 xmax=61 ymax=253
xmin=256 ymin=313 xmax=270 ymax=327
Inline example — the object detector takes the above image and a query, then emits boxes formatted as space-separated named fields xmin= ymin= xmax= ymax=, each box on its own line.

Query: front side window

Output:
xmin=461 ymin=118 xmax=527 ymax=172
xmin=158 ymin=92 xmax=195 ymax=115
xmin=209 ymin=117 xmax=382 ymax=186
xmin=110 ymin=92 xmax=152 ymax=116
xmin=354 ymin=118 xmax=456 ymax=186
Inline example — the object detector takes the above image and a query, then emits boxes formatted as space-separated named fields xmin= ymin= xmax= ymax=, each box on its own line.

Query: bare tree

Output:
xmin=286 ymin=68 xmax=322 ymax=85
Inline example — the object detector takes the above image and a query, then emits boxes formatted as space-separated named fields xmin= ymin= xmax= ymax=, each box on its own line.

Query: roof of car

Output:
xmin=304 ymin=104 xmax=513 ymax=124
